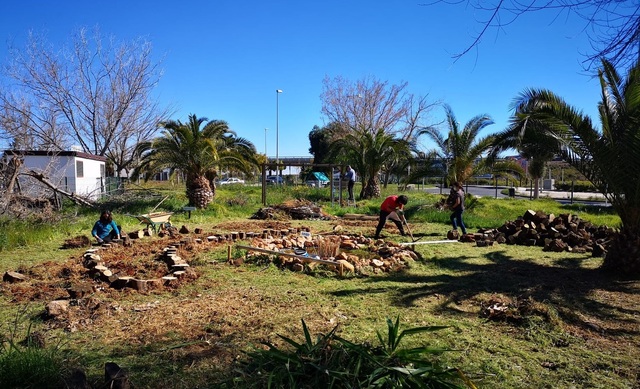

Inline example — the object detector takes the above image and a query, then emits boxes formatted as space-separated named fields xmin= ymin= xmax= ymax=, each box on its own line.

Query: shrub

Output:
xmin=554 ymin=181 xmax=597 ymax=192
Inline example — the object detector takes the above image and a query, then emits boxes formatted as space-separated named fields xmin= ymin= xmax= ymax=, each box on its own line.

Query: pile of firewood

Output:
xmin=461 ymin=210 xmax=615 ymax=256
xmin=250 ymin=199 xmax=335 ymax=220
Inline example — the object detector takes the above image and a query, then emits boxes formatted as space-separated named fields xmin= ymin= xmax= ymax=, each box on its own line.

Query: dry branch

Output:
xmin=21 ymin=169 xmax=95 ymax=207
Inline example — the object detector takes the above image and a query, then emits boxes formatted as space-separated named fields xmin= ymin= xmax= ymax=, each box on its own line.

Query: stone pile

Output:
xmin=245 ymin=232 xmax=419 ymax=274
xmin=462 ymin=210 xmax=616 ymax=256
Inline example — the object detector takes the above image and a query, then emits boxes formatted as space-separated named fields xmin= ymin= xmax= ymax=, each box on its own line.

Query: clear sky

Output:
xmin=0 ymin=0 xmax=606 ymax=158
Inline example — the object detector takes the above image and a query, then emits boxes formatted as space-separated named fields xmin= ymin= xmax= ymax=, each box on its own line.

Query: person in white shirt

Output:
xmin=345 ymin=165 xmax=356 ymax=201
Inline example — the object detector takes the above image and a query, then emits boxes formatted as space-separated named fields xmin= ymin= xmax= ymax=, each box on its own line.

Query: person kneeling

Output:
xmin=92 ymin=210 xmax=120 ymax=243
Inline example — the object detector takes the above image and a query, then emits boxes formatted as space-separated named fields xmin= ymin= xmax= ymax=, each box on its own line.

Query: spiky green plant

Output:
xmin=229 ymin=317 xmax=475 ymax=388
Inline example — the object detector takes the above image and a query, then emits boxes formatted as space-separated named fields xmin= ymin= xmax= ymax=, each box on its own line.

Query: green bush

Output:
xmin=554 ymin=181 xmax=597 ymax=192
xmin=228 ymin=317 xmax=475 ymax=388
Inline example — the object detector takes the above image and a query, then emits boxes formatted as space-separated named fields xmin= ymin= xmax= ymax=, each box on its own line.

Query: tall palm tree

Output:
xmin=329 ymin=127 xmax=411 ymax=199
xmin=512 ymin=58 xmax=640 ymax=274
xmin=491 ymin=119 xmax=559 ymax=199
xmin=134 ymin=114 xmax=258 ymax=208
xmin=420 ymin=104 xmax=496 ymax=185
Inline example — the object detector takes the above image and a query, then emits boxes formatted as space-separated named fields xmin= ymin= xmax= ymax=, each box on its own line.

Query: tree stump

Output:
xmin=105 ymin=362 xmax=130 ymax=389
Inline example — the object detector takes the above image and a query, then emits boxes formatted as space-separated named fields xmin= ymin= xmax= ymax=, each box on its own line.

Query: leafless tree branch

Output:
xmin=424 ymin=0 xmax=640 ymax=71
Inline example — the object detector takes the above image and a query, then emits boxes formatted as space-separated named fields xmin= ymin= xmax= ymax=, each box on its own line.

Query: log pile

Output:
xmin=80 ymin=244 xmax=196 ymax=293
xmin=250 ymin=199 xmax=335 ymax=220
xmin=466 ymin=210 xmax=616 ymax=256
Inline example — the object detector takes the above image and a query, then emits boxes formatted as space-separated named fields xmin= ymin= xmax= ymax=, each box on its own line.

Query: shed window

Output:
xmin=100 ymin=163 xmax=105 ymax=177
xmin=76 ymin=161 xmax=84 ymax=178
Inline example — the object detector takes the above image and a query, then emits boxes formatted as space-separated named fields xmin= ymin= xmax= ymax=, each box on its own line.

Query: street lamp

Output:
xmin=276 ymin=89 xmax=282 ymax=181
xmin=264 ymin=128 xmax=268 ymax=156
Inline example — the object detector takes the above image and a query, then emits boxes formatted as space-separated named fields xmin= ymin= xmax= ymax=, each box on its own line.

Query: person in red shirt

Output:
xmin=374 ymin=195 xmax=408 ymax=239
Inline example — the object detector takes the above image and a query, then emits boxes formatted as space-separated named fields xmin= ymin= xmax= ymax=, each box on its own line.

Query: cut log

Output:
xmin=67 ymin=284 xmax=94 ymax=299
xmin=128 ymin=230 xmax=145 ymax=239
xmin=3 ymin=271 xmax=27 ymax=282
xmin=127 ymin=279 xmax=148 ymax=292
xmin=110 ymin=276 xmax=133 ymax=289
xmin=105 ymin=362 xmax=130 ymax=389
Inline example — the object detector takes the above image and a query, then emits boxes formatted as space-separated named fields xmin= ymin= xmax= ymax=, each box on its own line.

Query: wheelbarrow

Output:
xmin=133 ymin=212 xmax=173 ymax=233
xmin=129 ymin=211 xmax=174 ymax=233
xmin=127 ymin=195 xmax=173 ymax=233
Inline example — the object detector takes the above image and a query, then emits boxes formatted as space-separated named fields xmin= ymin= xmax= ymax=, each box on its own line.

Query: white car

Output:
xmin=218 ymin=177 xmax=245 ymax=185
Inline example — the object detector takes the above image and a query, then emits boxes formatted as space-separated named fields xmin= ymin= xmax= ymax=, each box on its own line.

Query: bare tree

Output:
xmin=0 ymin=28 xmax=171 ymax=174
xmin=321 ymin=76 xmax=437 ymax=196
xmin=321 ymin=75 xmax=437 ymax=140
xmin=426 ymin=0 xmax=640 ymax=70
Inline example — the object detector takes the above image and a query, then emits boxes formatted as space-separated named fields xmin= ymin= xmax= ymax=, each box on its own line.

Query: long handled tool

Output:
xmin=402 ymin=217 xmax=418 ymax=242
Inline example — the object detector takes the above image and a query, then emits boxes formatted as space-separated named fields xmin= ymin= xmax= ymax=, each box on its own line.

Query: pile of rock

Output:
xmin=462 ymin=210 xmax=615 ymax=256
xmin=244 ymin=232 xmax=418 ymax=274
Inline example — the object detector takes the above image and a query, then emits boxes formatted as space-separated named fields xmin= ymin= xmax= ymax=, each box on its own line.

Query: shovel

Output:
xmin=390 ymin=212 xmax=417 ymax=242
xmin=402 ymin=217 xmax=418 ymax=242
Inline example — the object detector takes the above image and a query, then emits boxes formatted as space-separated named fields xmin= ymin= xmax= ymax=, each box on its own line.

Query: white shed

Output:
xmin=3 ymin=150 xmax=107 ymax=200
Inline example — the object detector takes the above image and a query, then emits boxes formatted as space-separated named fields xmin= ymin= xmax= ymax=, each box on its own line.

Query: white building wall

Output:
xmin=73 ymin=157 xmax=105 ymax=198
xmin=14 ymin=152 xmax=106 ymax=200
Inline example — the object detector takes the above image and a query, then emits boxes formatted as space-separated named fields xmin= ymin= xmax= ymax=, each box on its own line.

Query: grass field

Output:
xmin=0 ymin=183 xmax=637 ymax=388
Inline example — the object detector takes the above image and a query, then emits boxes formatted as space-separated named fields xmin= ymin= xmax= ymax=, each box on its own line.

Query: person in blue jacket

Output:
xmin=91 ymin=210 xmax=120 ymax=243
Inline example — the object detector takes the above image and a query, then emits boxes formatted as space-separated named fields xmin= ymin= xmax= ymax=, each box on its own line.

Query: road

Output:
xmin=423 ymin=185 xmax=508 ymax=199
xmin=423 ymin=185 xmax=611 ymax=207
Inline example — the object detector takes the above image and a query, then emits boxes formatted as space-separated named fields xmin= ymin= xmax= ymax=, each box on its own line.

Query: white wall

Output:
xmin=18 ymin=154 xmax=105 ymax=200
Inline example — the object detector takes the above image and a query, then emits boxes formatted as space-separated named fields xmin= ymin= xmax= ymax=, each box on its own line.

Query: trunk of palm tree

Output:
xmin=528 ymin=158 xmax=545 ymax=200
xmin=602 ymin=206 xmax=640 ymax=273
xmin=186 ymin=174 xmax=214 ymax=209
xmin=602 ymin=231 xmax=640 ymax=274
xmin=533 ymin=176 xmax=540 ymax=199
xmin=362 ymin=176 xmax=381 ymax=199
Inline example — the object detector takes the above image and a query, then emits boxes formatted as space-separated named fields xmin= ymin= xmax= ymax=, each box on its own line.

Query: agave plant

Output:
xmin=229 ymin=317 xmax=476 ymax=388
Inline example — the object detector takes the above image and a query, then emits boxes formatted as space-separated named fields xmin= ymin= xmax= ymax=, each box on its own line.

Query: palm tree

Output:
xmin=419 ymin=104 xmax=496 ymax=185
xmin=511 ymin=59 xmax=640 ymax=274
xmin=329 ymin=127 xmax=411 ymax=199
xmin=134 ymin=114 xmax=258 ymax=208
xmin=491 ymin=119 xmax=559 ymax=199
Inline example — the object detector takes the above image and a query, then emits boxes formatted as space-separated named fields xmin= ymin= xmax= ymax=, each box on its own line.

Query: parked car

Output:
xmin=218 ymin=177 xmax=245 ymax=185
xmin=265 ymin=175 xmax=284 ymax=185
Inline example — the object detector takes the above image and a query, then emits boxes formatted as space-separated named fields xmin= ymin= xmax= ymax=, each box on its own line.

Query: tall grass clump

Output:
xmin=0 ymin=217 xmax=69 ymax=251
xmin=0 ymin=310 xmax=71 ymax=388
xmin=229 ymin=317 xmax=476 ymax=388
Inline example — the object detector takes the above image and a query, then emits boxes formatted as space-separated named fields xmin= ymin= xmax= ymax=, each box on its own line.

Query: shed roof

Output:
xmin=3 ymin=150 xmax=107 ymax=162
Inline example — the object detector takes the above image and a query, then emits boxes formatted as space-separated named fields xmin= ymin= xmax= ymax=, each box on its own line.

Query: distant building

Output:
xmin=2 ymin=150 xmax=107 ymax=200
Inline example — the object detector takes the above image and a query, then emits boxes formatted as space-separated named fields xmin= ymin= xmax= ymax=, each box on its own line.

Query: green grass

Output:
xmin=0 ymin=182 xmax=633 ymax=388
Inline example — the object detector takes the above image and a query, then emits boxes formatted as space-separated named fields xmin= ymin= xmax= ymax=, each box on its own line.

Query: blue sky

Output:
xmin=1 ymin=1 xmax=605 ymax=157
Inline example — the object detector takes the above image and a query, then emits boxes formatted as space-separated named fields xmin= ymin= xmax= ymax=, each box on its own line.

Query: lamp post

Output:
xmin=276 ymin=89 xmax=282 ymax=182
xmin=264 ymin=128 xmax=268 ymax=156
